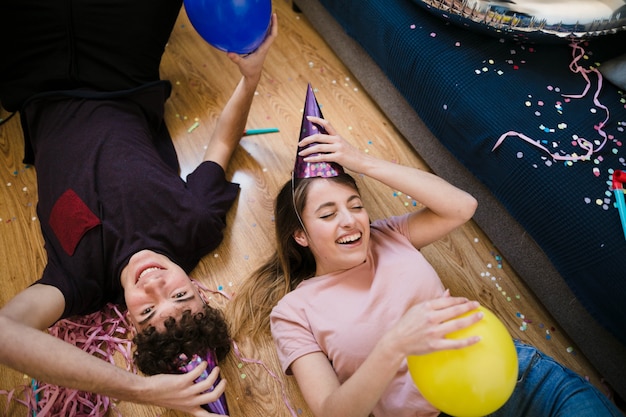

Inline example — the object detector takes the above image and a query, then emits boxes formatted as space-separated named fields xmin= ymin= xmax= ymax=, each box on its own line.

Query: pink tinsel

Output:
xmin=2 ymin=284 xmax=299 ymax=417
xmin=1 ymin=303 xmax=134 ymax=417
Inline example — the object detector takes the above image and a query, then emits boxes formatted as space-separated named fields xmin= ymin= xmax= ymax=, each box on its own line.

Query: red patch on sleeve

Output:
xmin=48 ymin=189 xmax=101 ymax=256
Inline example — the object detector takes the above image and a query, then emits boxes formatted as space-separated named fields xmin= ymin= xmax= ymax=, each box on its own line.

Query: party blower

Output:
xmin=612 ymin=169 xmax=626 ymax=241
xmin=178 ymin=350 xmax=228 ymax=415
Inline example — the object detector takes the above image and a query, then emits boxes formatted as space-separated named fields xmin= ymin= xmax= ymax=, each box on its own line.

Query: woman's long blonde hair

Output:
xmin=226 ymin=173 xmax=359 ymax=341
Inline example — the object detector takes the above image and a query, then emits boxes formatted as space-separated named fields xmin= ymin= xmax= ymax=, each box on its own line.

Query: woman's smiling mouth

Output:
xmin=337 ymin=232 xmax=361 ymax=244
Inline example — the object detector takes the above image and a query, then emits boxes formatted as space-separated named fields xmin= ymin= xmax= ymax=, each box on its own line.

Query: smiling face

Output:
xmin=120 ymin=250 xmax=205 ymax=332
xmin=293 ymin=179 xmax=370 ymax=276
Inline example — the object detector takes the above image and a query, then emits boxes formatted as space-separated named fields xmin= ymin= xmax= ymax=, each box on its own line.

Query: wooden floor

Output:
xmin=0 ymin=0 xmax=613 ymax=415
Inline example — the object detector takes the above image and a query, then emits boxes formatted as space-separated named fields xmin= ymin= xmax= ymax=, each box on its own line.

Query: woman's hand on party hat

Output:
xmin=298 ymin=116 xmax=372 ymax=174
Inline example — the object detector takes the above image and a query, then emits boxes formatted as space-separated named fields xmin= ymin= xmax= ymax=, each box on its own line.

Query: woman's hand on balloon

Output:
xmin=386 ymin=294 xmax=483 ymax=357
xmin=227 ymin=13 xmax=278 ymax=82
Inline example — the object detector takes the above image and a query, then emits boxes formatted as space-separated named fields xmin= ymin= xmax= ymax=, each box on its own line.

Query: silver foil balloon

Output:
xmin=414 ymin=0 xmax=626 ymax=42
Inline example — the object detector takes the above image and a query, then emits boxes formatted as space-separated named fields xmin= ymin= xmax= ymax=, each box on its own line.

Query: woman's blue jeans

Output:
xmin=442 ymin=341 xmax=623 ymax=417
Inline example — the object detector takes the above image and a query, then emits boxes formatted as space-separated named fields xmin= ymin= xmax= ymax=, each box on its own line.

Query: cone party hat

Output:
xmin=293 ymin=84 xmax=344 ymax=178
xmin=177 ymin=350 xmax=228 ymax=415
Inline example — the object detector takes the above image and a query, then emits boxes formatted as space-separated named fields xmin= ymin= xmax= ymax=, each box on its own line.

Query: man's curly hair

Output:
xmin=133 ymin=304 xmax=231 ymax=375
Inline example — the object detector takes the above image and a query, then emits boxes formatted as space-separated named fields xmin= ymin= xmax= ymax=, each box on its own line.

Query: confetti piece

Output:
xmin=187 ymin=121 xmax=200 ymax=133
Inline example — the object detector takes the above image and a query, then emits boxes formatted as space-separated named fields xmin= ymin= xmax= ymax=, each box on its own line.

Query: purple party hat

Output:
xmin=293 ymin=84 xmax=344 ymax=179
xmin=177 ymin=350 xmax=228 ymax=415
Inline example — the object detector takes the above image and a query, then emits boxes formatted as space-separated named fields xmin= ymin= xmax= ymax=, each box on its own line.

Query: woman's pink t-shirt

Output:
xmin=270 ymin=214 xmax=445 ymax=417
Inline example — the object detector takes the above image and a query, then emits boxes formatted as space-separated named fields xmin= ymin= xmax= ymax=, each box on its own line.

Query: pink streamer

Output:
xmin=195 ymin=282 xmax=299 ymax=416
xmin=493 ymin=130 xmax=595 ymax=161
xmin=1 ymin=303 xmax=133 ymax=417
xmin=231 ymin=341 xmax=299 ymax=417
xmin=492 ymin=41 xmax=611 ymax=161
xmin=193 ymin=279 xmax=232 ymax=301
xmin=2 ymin=283 xmax=301 ymax=417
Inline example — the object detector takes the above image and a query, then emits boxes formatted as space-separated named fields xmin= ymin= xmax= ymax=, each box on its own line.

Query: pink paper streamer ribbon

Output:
xmin=1 ymin=303 xmax=131 ymax=417
xmin=231 ymin=341 xmax=299 ymax=417
xmin=2 ymin=283 xmax=300 ymax=417
xmin=196 ymin=281 xmax=299 ymax=416
xmin=193 ymin=279 xmax=232 ymax=301
xmin=492 ymin=41 xmax=611 ymax=161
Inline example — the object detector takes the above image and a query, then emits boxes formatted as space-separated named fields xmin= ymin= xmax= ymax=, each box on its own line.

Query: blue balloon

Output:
xmin=184 ymin=0 xmax=272 ymax=54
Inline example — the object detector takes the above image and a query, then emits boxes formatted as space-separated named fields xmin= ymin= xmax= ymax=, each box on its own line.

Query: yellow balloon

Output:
xmin=407 ymin=306 xmax=518 ymax=417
